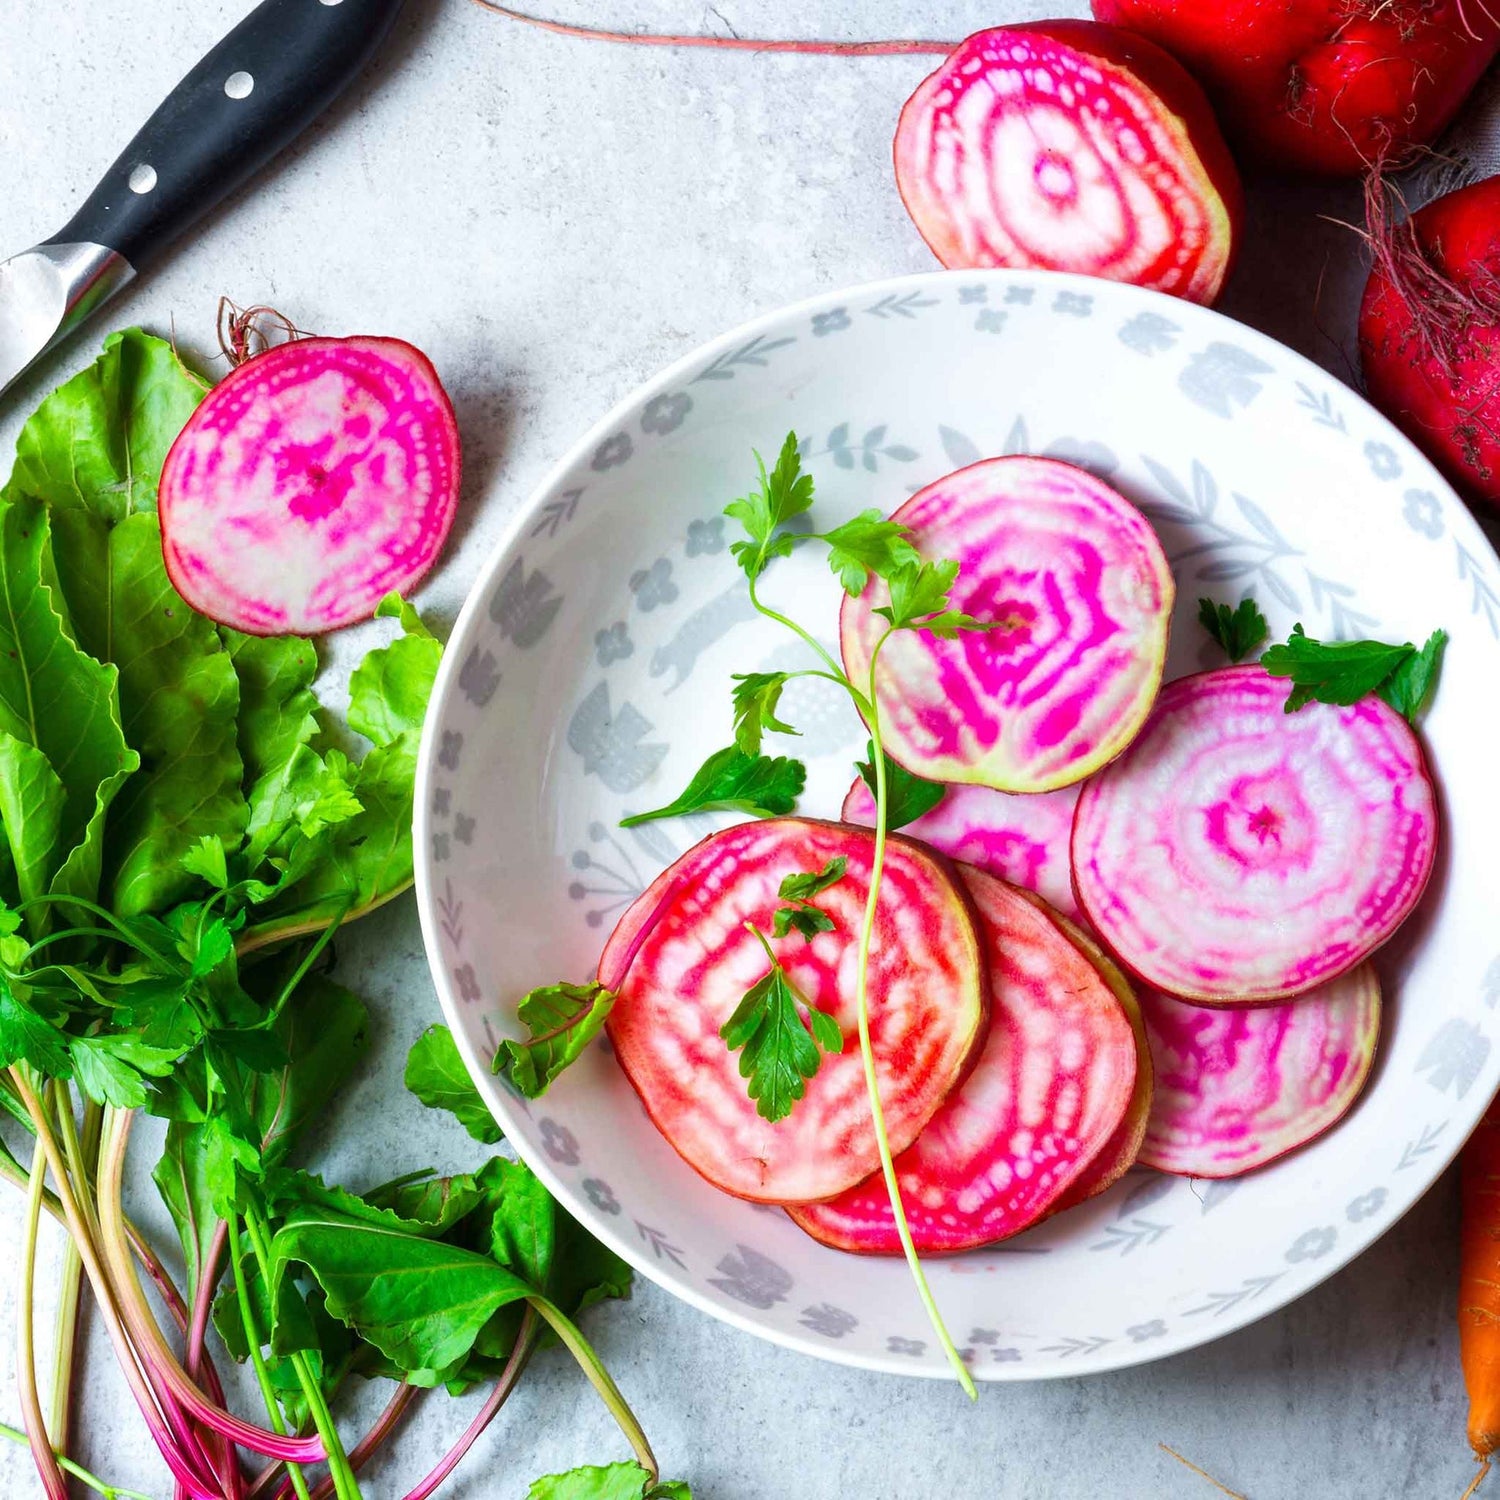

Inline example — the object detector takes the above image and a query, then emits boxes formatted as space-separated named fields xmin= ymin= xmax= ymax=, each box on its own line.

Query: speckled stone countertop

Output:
xmin=0 ymin=2 xmax=1490 ymax=1495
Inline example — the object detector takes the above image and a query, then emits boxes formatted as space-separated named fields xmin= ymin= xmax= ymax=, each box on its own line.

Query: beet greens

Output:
xmin=0 ymin=331 xmax=686 ymax=1500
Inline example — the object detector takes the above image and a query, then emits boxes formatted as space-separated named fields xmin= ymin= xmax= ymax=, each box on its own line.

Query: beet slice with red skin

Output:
xmin=1359 ymin=174 xmax=1500 ymax=511
xmin=603 ymin=818 xmax=988 ymax=1205
xmin=159 ymin=336 xmax=461 ymax=636
xmin=842 ymin=775 xmax=1082 ymax=918
xmin=1046 ymin=911 xmax=1153 ymax=1208
xmin=788 ymin=868 xmax=1137 ymax=1254
xmin=893 ymin=22 xmax=1243 ymax=304
xmin=840 ymin=457 xmax=1174 ymax=795
xmin=1139 ymin=964 xmax=1381 ymax=1177
xmin=1092 ymin=0 xmax=1499 ymax=177
xmin=1073 ymin=665 xmax=1439 ymax=1004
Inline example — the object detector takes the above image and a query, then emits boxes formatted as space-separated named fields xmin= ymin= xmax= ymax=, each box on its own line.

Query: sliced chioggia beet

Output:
xmin=1138 ymin=964 xmax=1382 ymax=1177
xmin=1073 ymin=665 xmax=1438 ymax=1003
xmin=159 ymin=336 xmax=460 ymax=635
xmin=842 ymin=775 xmax=1081 ymax=917
xmin=603 ymin=819 xmax=987 ymax=1204
xmin=1047 ymin=911 xmax=1153 ymax=1208
xmin=893 ymin=22 xmax=1243 ymax=303
xmin=788 ymin=869 xmax=1136 ymax=1253
xmin=840 ymin=457 xmax=1173 ymax=794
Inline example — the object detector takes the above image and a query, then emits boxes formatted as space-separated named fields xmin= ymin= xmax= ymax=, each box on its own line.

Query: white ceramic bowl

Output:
xmin=415 ymin=269 xmax=1500 ymax=1381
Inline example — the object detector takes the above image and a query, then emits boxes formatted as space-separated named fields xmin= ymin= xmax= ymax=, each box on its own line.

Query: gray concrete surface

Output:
xmin=0 ymin=2 xmax=1485 ymax=1495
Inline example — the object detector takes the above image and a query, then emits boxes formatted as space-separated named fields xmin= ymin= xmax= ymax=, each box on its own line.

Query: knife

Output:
xmin=0 ymin=0 xmax=407 ymax=400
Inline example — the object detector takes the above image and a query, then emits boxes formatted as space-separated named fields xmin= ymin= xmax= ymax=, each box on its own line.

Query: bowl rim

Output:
xmin=414 ymin=265 xmax=1500 ymax=1382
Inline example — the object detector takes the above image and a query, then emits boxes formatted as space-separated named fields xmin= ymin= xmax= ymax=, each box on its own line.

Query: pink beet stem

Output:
xmin=466 ymin=1 xmax=953 ymax=54
xmin=402 ymin=1309 xmax=538 ymax=1500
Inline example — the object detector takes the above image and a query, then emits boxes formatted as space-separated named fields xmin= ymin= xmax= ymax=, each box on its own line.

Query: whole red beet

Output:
xmin=1091 ymin=0 xmax=1500 ymax=175
xmin=1360 ymin=175 xmax=1500 ymax=508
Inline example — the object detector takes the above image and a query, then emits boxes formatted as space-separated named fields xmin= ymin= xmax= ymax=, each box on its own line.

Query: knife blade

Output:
xmin=0 ymin=0 xmax=407 ymax=401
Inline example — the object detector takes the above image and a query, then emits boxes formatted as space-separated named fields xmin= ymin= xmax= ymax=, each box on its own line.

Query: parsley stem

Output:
xmin=855 ymin=640 xmax=976 ymax=1399
xmin=19 ymin=1129 xmax=70 ymax=1500
xmin=267 ymin=902 xmax=350 ymax=1019
xmin=528 ymin=1298 xmax=657 ymax=1481
xmin=748 ymin=579 xmax=872 ymax=719
xmin=10 ymin=896 xmax=172 ymax=967
xmin=229 ymin=1214 xmax=315 ymax=1500
xmin=0 ymin=1419 xmax=157 ymax=1500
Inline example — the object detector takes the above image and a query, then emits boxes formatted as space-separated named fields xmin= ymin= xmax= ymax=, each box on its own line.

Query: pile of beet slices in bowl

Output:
xmin=594 ymin=453 xmax=1439 ymax=1254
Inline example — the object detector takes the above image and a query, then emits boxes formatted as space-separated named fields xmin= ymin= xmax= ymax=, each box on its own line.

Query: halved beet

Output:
xmin=603 ymin=819 xmax=987 ymax=1204
xmin=1047 ymin=910 xmax=1153 ymax=1208
xmin=894 ymin=22 xmax=1243 ymax=303
xmin=1138 ymin=964 xmax=1382 ymax=1178
xmin=840 ymin=457 xmax=1174 ymax=794
xmin=159 ymin=336 xmax=460 ymax=636
xmin=1073 ymin=665 xmax=1438 ymax=1003
xmin=842 ymin=775 xmax=1081 ymax=918
xmin=788 ymin=869 xmax=1137 ymax=1253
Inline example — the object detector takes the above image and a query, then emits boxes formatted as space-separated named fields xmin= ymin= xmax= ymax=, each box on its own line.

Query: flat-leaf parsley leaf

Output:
xmin=1261 ymin=624 xmax=1447 ymax=721
xmin=619 ymin=746 xmax=805 ymax=828
xmin=1197 ymin=596 xmax=1269 ymax=663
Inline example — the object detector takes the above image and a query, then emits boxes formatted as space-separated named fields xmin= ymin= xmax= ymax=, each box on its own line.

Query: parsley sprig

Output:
xmin=1262 ymin=623 xmax=1448 ymax=719
xmin=713 ymin=434 xmax=981 ymax=1394
xmin=719 ymin=923 xmax=843 ymax=1123
xmin=1198 ymin=590 xmax=1447 ymax=724
xmin=1197 ymin=596 xmax=1269 ymax=663
xmin=771 ymin=856 xmax=846 ymax=940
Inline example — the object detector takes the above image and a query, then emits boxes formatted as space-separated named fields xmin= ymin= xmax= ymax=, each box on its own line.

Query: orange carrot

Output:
xmin=1461 ymin=1097 xmax=1500 ymax=1483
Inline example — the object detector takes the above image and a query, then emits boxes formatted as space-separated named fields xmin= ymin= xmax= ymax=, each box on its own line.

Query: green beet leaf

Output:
xmin=222 ymin=628 xmax=322 ymax=819
xmin=528 ymin=1462 xmax=692 ymax=1500
xmin=0 ymin=497 xmax=138 ymax=920
xmin=2 ymin=328 xmax=206 ymax=523
xmin=405 ymin=1024 xmax=503 ymax=1143
xmin=83 ymin=513 xmax=246 ymax=916
xmin=494 ymin=982 xmax=615 ymax=1099
xmin=0 ymin=330 xmax=246 ymax=917
xmin=348 ymin=594 xmax=442 ymax=746
xmin=269 ymin=1206 xmax=535 ymax=1375
xmin=152 ymin=1119 xmax=223 ymax=1299
xmin=239 ymin=729 xmax=421 ymax=950
xmin=375 ymin=1173 xmax=488 ymax=1237
xmin=0 ymin=733 xmax=65 ymax=907
xmin=247 ymin=973 xmax=369 ymax=1168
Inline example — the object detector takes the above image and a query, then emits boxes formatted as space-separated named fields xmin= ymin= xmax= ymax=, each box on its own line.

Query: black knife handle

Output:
xmin=44 ymin=0 xmax=406 ymax=268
